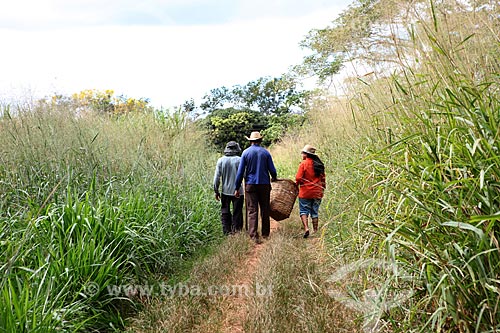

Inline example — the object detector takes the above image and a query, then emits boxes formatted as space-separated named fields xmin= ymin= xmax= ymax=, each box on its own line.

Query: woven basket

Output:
xmin=270 ymin=179 xmax=299 ymax=221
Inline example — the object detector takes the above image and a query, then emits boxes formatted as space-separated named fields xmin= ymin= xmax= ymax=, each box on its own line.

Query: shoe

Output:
xmin=303 ymin=230 xmax=310 ymax=238
xmin=255 ymin=238 xmax=263 ymax=244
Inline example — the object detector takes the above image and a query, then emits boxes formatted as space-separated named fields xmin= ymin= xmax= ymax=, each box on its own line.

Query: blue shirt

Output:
xmin=235 ymin=144 xmax=277 ymax=190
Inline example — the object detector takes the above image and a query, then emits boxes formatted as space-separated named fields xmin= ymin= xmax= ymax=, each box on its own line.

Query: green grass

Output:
xmin=273 ymin=2 xmax=500 ymax=332
xmin=315 ymin=3 xmax=500 ymax=332
xmin=0 ymin=105 xmax=223 ymax=331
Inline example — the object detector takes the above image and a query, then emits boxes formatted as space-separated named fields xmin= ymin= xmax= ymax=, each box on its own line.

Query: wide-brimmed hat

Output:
xmin=302 ymin=144 xmax=317 ymax=155
xmin=246 ymin=131 xmax=263 ymax=141
xmin=224 ymin=141 xmax=241 ymax=154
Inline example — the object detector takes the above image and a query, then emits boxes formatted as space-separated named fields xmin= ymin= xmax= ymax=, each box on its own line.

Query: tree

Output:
xmin=199 ymin=75 xmax=308 ymax=116
xmin=199 ymin=108 xmax=268 ymax=149
xmin=234 ymin=76 xmax=307 ymax=116
xmin=297 ymin=0 xmax=423 ymax=83
xmin=299 ymin=0 xmax=500 ymax=85
xmin=195 ymin=74 xmax=310 ymax=149
xmin=200 ymin=86 xmax=233 ymax=113
xmin=261 ymin=113 xmax=306 ymax=144
xmin=45 ymin=89 xmax=153 ymax=114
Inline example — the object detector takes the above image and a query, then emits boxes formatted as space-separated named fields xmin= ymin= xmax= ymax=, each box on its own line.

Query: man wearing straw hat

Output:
xmin=234 ymin=131 xmax=277 ymax=244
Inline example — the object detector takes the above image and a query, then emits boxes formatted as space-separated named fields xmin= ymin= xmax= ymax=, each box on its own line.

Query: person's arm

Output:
xmin=295 ymin=162 xmax=305 ymax=185
xmin=213 ymin=159 xmax=222 ymax=200
xmin=268 ymin=154 xmax=278 ymax=181
xmin=234 ymin=153 xmax=246 ymax=197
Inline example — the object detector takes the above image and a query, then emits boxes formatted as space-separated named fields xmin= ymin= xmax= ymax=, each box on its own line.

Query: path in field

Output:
xmin=221 ymin=219 xmax=281 ymax=333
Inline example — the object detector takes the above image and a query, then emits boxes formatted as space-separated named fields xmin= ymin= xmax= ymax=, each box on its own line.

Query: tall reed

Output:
xmin=0 ymin=104 xmax=221 ymax=331
xmin=274 ymin=1 xmax=500 ymax=331
xmin=350 ymin=2 xmax=500 ymax=331
xmin=273 ymin=96 xmax=375 ymax=260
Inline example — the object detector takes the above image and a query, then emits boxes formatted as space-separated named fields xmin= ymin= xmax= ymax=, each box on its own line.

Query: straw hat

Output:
xmin=246 ymin=131 xmax=263 ymax=141
xmin=301 ymin=144 xmax=317 ymax=155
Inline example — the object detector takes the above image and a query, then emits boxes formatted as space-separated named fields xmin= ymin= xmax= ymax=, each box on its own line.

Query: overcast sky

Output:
xmin=0 ymin=0 xmax=352 ymax=108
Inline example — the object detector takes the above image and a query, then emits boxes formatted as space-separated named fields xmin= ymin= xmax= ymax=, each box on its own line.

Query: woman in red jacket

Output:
xmin=295 ymin=145 xmax=326 ymax=238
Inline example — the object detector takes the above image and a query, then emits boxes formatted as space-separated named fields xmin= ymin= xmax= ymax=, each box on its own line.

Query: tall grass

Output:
xmin=0 ymin=103 xmax=222 ymax=331
xmin=275 ymin=1 xmax=500 ymax=332
xmin=343 ymin=2 xmax=500 ymax=332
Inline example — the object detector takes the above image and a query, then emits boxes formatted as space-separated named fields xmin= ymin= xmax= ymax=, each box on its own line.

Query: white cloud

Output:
xmin=0 ymin=2 xmax=350 ymax=108
xmin=1 ymin=0 xmax=347 ymax=28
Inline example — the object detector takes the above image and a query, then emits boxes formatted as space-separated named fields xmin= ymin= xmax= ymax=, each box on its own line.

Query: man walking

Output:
xmin=213 ymin=141 xmax=244 ymax=235
xmin=234 ymin=132 xmax=277 ymax=243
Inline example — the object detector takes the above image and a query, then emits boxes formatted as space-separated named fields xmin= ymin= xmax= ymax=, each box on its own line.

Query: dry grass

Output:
xmin=126 ymin=213 xmax=365 ymax=333
xmin=125 ymin=232 xmax=254 ymax=332
xmin=244 ymin=219 xmax=362 ymax=333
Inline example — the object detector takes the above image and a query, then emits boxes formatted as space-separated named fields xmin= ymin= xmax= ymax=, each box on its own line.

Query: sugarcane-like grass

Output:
xmin=0 ymin=105 xmax=221 ymax=331
xmin=333 ymin=4 xmax=500 ymax=332
xmin=274 ymin=2 xmax=500 ymax=332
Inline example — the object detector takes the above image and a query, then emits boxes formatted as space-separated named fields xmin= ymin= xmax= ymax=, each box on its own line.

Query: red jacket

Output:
xmin=295 ymin=157 xmax=326 ymax=199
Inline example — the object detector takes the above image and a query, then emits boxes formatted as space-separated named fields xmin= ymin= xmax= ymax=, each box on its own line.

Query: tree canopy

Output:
xmin=199 ymin=75 xmax=309 ymax=116
xmin=297 ymin=0 xmax=499 ymax=83
xmin=195 ymin=75 xmax=310 ymax=150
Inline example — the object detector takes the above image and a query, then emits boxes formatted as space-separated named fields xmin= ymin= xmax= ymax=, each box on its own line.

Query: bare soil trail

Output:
xmin=125 ymin=216 xmax=357 ymax=333
xmin=221 ymin=219 xmax=281 ymax=333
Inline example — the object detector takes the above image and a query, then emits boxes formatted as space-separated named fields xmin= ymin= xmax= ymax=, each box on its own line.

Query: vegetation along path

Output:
xmin=127 ymin=216 xmax=361 ymax=332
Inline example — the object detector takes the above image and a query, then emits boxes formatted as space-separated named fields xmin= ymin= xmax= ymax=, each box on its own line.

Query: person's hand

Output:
xmin=271 ymin=177 xmax=278 ymax=182
xmin=234 ymin=189 xmax=240 ymax=198
xmin=215 ymin=193 xmax=220 ymax=201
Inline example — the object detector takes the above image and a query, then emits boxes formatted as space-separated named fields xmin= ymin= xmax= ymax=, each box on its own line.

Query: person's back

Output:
xmin=213 ymin=141 xmax=244 ymax=235
xmin=296 ymin=157 xmax=325 ymax=199
xmin=215 ymin=155 xmax=241 ymax=196
xmin=234 ymin=132 xmax=277 ymax=243
xmin=237 ymin=144 xmax=275 ymax=185
xmin=295 ymin=144 xmax=326 ymax=238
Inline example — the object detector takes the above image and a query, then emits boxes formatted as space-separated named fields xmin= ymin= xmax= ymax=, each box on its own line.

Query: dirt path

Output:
xmin=221 ymin=219 xmax=281 ymax=333
xmin=125 ymin=217 xmax=341 ymax=333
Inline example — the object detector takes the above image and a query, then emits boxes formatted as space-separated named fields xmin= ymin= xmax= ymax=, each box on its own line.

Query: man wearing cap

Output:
xmin=213 ymin=141 xmax=245 ymax=235
xmin=234 ymin=131 xmax=278 ymax=243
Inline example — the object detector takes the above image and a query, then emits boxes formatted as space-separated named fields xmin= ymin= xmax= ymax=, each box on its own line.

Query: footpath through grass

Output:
xmin=126 ymin=217 xmax=362 ymax=333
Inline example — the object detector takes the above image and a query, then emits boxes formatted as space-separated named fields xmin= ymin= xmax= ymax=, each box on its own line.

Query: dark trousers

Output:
xmin=221 ymin=194 xmax=244 ymax=235
xmin=245 ymin=184 xmax=271 ymax=239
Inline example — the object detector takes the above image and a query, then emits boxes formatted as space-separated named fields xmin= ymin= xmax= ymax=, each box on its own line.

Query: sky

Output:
xmin=0 ymin=0 xmax=353 ymax=109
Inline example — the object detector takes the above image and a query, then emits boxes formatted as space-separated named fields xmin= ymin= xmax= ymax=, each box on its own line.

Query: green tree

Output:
xmin=200 ymin=86 xmax=233 ymax=113
xmin=297 ymin=0 xmax=422 ymax=82
xmin=197 ymin=75 xmax=309 ymax=149
xmin=233 ymin=76 xmax=308 ymax=116
xmin=200 ymin=75 xmax=308 ymax=116
xmin=261 ymin=113 xmax=306 ymax=144
xmin=199 ymin=108 xmax=268 ymax=150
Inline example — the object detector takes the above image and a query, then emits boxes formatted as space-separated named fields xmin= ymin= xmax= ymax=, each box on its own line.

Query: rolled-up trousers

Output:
xmin=245 ymin=184 xmax=271 ymax=239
